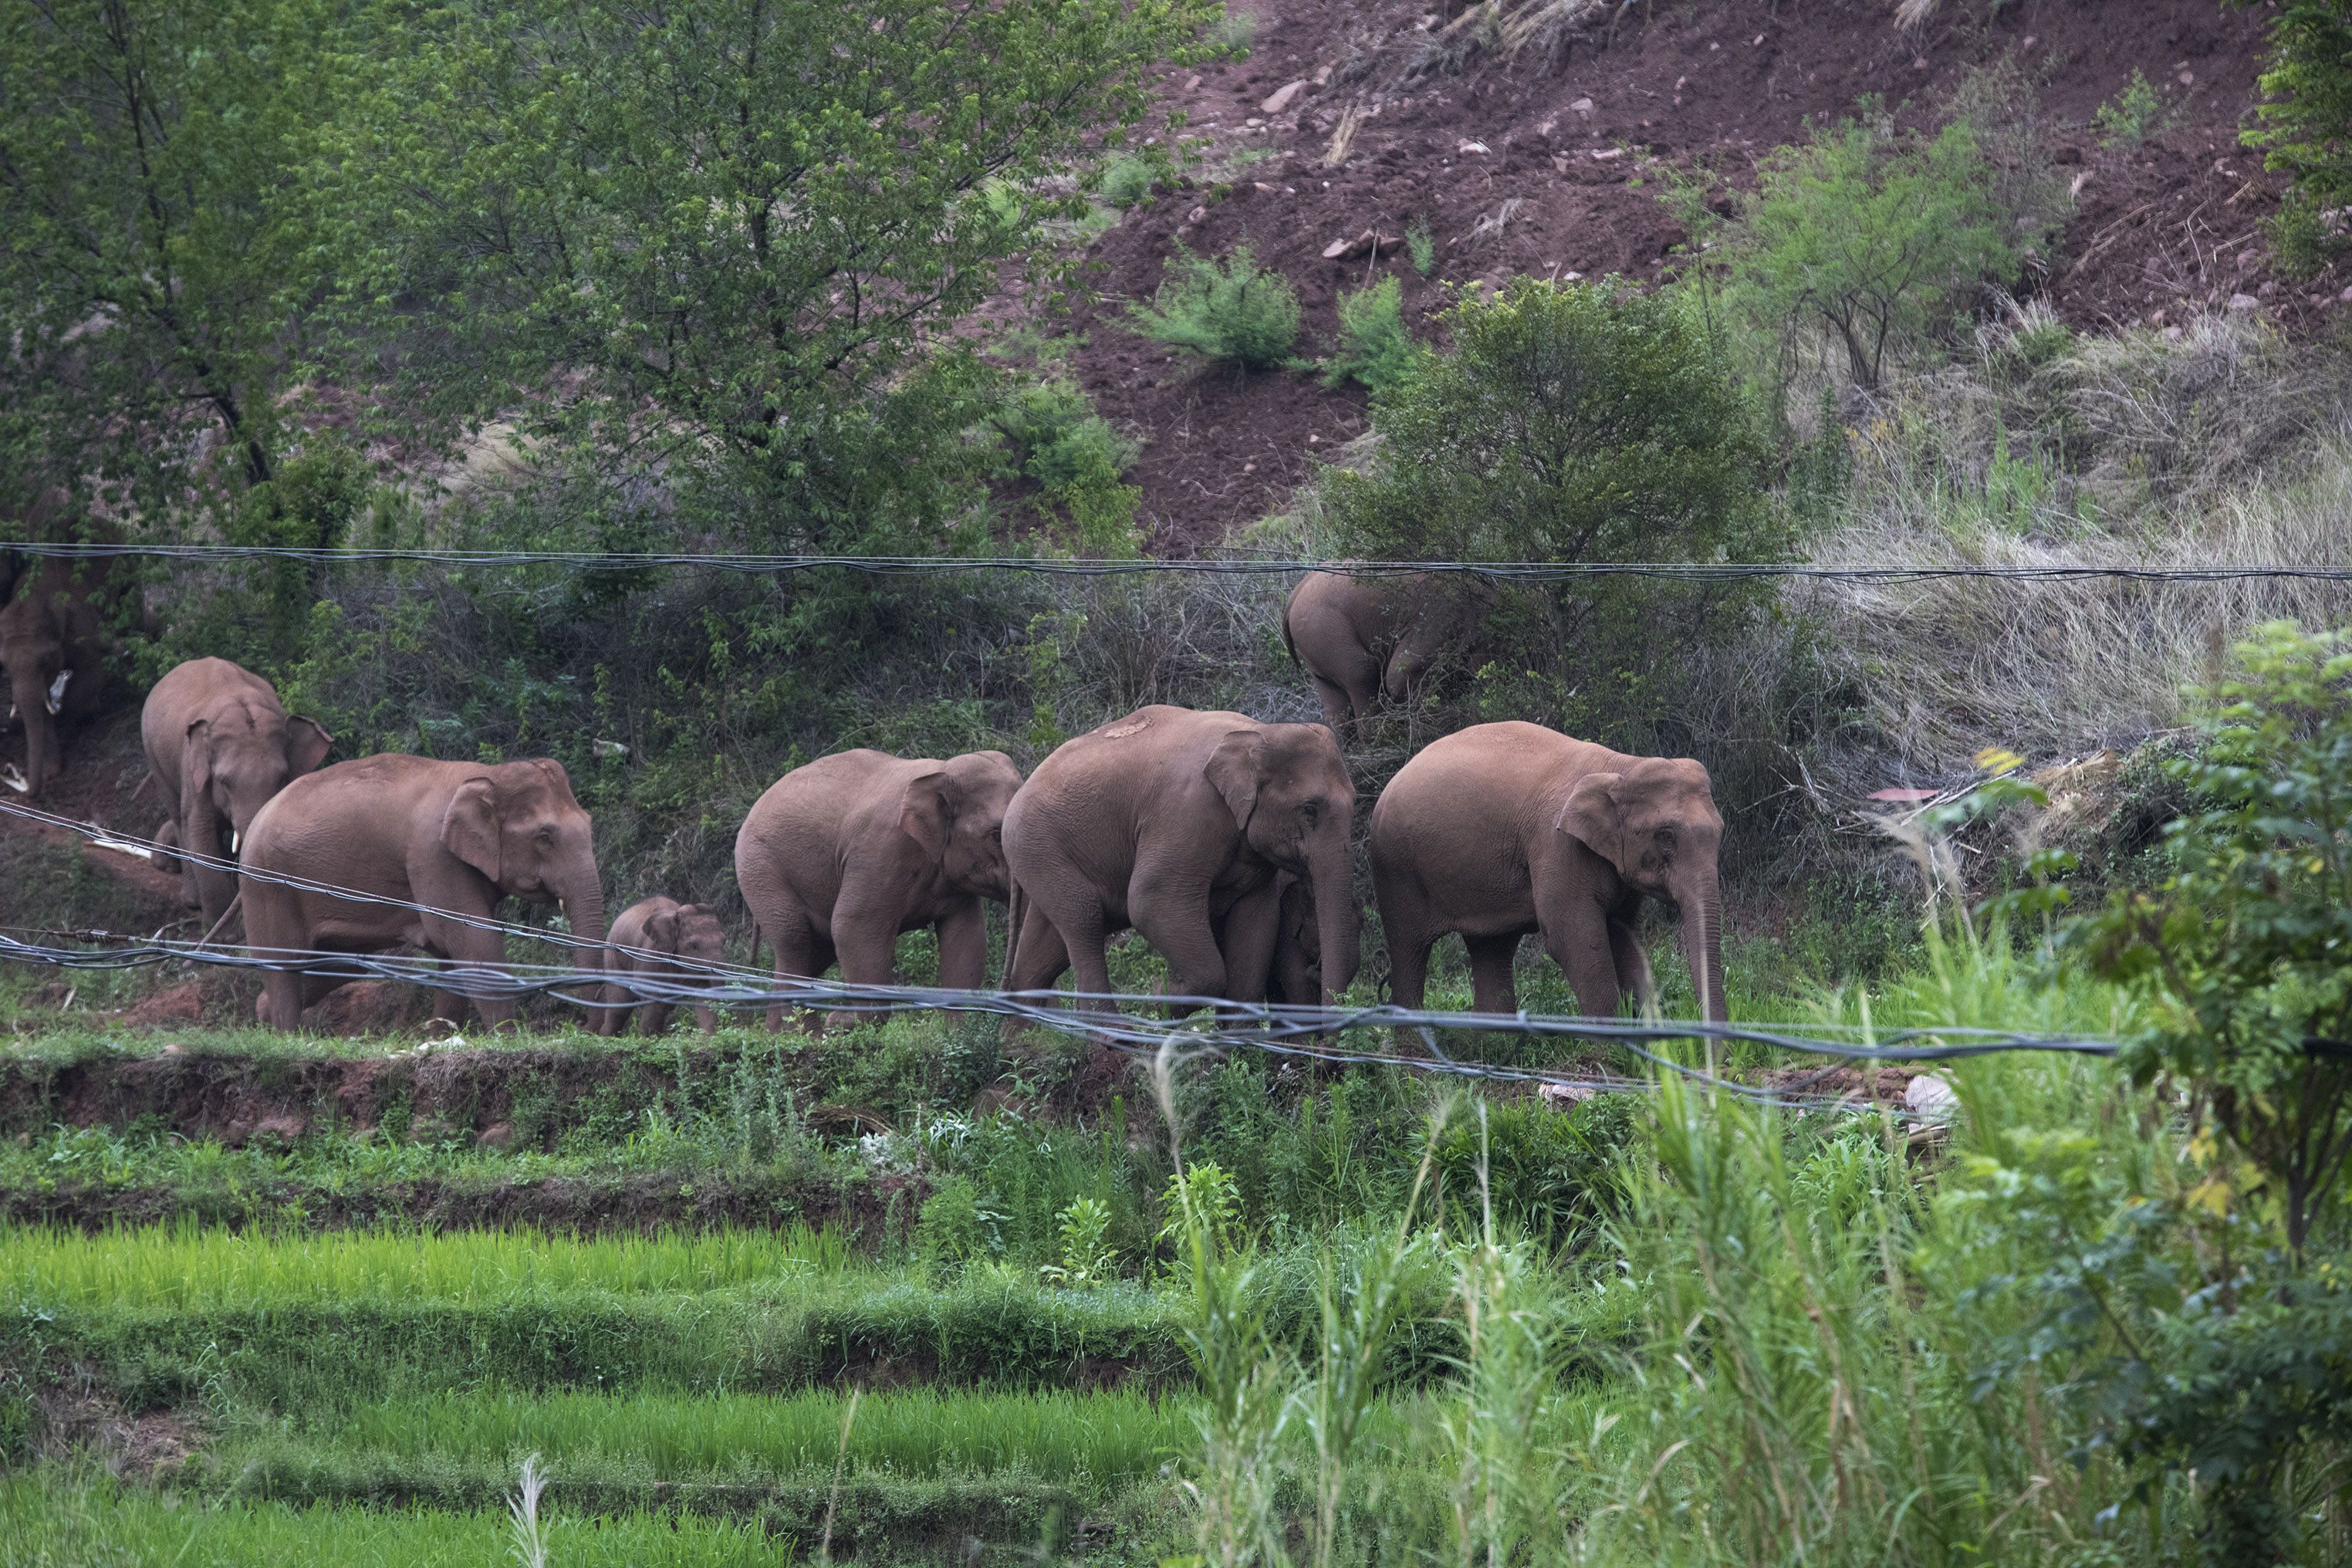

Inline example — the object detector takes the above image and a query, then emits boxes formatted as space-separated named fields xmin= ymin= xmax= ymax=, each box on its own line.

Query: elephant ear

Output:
xmin=285 ymin=716 xmax=334 ymax=776
xmin=440 ymin=776 xmax=503 ymax=883
xmin=646 ymin=907 xmax=681 ymax=950
xmin=1555 ymin=772 xmax=1627 ymax=872
xmin=181 ymin=718 xmax=214 ymax=806
xmin=1205 ymin=729 xmax=1266 ymax=833
xmin=899 ymin=771 xmax=962 ymax=860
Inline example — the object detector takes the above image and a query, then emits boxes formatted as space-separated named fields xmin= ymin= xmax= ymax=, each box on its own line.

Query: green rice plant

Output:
xmin=1319 ymin=275 xmax=1419 ymax=396
xmin=1130 ymin=244 xmax=1301 ymax=371
xmin=0 ymin=1222 xmax=855 ymax=1309
xmin=243 ymin=1384 xmax=1199 ymax=1483
xmin=0 ymin=1472 xmax=789 ymax=1568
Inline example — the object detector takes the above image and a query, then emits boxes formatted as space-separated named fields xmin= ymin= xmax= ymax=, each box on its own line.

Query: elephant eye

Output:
xmin=537 ymin=827 xmax=556 ymax=847
xmin=1299 ymin=800 xmax=1320 ymax=825
xmin=1656 ymin=828 xmax=1677 ymax=850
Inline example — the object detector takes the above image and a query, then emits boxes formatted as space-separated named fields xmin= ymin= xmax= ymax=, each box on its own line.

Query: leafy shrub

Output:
xmin=2094 ymin=68 xmax=2170 ymax=147
xmin=1037 ymin=1196 xmax=1118 ymax=1286
xmin=2237 ymin=2 xmax=2352 ymax=270
xmin=1320 ymin=275 xmax=1419 ymax=394
xmin=2080 ymin=620 xmax=2352 ymax=1259
xmin=1130 ymin=244 xmax=1301 ymax=371
xmin=1094 ymin=152 xmax=1157 ymax=208
xmin=1708 ymin=108 xmax=2031 ymax=390
xmin=1405 ymin=219 xmax=1436 ymax=277
xmin=994 ymin=378 xmax=1140 ymax=495
xmin=1424 ymin=1094 xmax=1634 ymax=1250
xmin=1324 ymin=278 xmax=1786 ymax=752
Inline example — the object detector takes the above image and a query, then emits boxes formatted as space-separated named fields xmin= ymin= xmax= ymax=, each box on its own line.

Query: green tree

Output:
xmin=0 ymin=0 xmax=339 ymax=512
xmin=315 ymin=0 xmax=1214 ymax=549
xmin=1712 ymin=110 xmax=2023 ymax=391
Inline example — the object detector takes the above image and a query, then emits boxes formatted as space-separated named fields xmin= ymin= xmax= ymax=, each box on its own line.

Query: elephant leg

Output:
xmin=757 ymin=897 xmax=826 ymax=1034
xmin=593 ymin=980 xmax=629 ymax=1036
xmin=1309 ymin=676 xmax=1355 ymax=735
xmin=1607 ymin=916 xmax=1657 ymax=1012
xmin=1539 ymin=904 xmax=1621 ymax=1021
xmin=245 ymin=888 xmax=308 ymax=1029
xmin=934 ymin=900 xmax=988 ymax=993
xmin=635 ymin=1000 xmax=674 ymax=1036
xmin=828 ymin=904 xmax=903 ymax=1032
xmin=1385 ymin=918 xmax=1435 ymax=1012
xmin=1006 ymin=896 xmax=1073 ymax=993
xmin=1128 ymin=867 xmax=1226 ymax=1010
xmin=1465 ymin=932 xmax=1521 ymax=1015
xmin=1215 ymin=882 xmax=1282 ymax=1012
xmin=151 ymin=815 xmax=184 ymax=884
xmin=423 ymin=914 xmax=517 ymax=1029
xmin=692 ymin=1004 xmax=719 ymax=1036
xmin=186 ymin=803 xmax=237 ymax=930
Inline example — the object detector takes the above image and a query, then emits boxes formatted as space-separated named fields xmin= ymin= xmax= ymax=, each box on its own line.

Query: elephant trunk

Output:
xmin=1309 ymin=841 xmax=1361 ymax=1006
xmin=562 ymin=871 xmax=607 ymax=955
xmin=1678 ymin=877 xmax=1727 ymax=1026
xmin=10 ymin=666 xmax=56 ymax=798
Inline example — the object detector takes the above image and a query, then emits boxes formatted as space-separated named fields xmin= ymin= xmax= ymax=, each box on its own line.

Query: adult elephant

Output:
xmin=141 ymin=657 xmax=335 ymax=928
xmin=1282 ymin=569 xmax=1492 ymax=733
xmin=1370 ymin=721 xmax=1725 ymax=1022
xmin=1002 ymin=705 xmax=1361 ymax=1010
xmin=734 ymin=748 xmax=1023 ymax=1030
xmin=241 ymin=755 xmax=607 ymax=1029
xmin=0 ymin=558 xmax=113 ymax=799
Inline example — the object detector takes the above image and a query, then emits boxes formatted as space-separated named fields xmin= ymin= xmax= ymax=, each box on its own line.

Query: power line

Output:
xmin=10 ymin=539 xmax=2352 ymax=584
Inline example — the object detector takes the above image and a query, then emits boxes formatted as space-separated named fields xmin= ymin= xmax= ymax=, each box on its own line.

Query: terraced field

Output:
xmin=0 ymin=1005 xmax=1628 ymax=1564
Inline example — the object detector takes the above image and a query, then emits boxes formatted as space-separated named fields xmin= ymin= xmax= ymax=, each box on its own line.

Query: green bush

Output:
xmin=1130 ymin=243 xmax=1301 ymax=371
xmin=1323 ymin=278 xmax=1786 ymax=752
xmin=994 ymin=378 xmax=1140 ymax=495
xmin=2237 ymin=2 xmax=2352 ymax=271
xmin=2094 ymin=68 xmax=2170 ymax=147
xmin=1094 ymin=152 xmax=1157 ymax=208
xmin=1405 ymin=219 xmax=1435 ymax=277
xmin=1708 ymin=107 xmax=2029 ymax=390
xmin=1320 ymin=275 xmax=1420 ymax=394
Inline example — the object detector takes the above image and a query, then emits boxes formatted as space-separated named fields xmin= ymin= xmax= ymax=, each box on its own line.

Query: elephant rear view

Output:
xmin=240 ymin=754 xmax=607 ymax=1029
xmin=0 ymin=558 xmax=115 ymax=799
xmin=141 ymin=657 xmax=335 ymax=928
xmin=734 ymin=748 xmax=1022 ymax=1030
xmin=1370 ymin=721 xmax=1725 ymax=1023
xmin=1283 ymin=569 xmax=1492 ymax=733
xmin=1001 ymin=705 xmax=1361 ymax=1010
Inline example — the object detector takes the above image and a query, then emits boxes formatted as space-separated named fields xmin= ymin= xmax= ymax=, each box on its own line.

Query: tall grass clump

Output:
xmin=1131 ymin=244 xmax=1302 ymax=371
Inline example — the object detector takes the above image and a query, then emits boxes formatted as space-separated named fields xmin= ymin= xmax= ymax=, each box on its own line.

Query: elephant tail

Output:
xmin=1280 ymin=600 xmax=1299 ymax=667
xmin=746 ymin=918 xmax=763 ymax=972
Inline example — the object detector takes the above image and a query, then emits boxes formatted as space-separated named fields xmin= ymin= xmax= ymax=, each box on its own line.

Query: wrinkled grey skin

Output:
xmin=142 ymin=657 xmax=334 ymax=928
xmin=1002 ymin=705 xmax=1363 ymax=1013
xmin=242 ymin=754 xmax=607 ymax=1029
xmin=0 ymin=559 xmax=112 ymax=799
xmin=1370 ymin=721 xmax=1726 ymax=1025
xmin=598 ymin=896 xmax=727 ymax=1036
xmin=1282 ymin=569 xmax=1494 ymax=732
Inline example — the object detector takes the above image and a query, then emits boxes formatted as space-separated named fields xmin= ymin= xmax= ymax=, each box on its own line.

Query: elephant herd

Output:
xmin=9 ymin=566 xmax=1729 ymax=1031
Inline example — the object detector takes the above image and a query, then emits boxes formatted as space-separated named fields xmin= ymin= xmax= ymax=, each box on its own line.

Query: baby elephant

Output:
xmin=598 ymin=896 xmax=727 ymax=1036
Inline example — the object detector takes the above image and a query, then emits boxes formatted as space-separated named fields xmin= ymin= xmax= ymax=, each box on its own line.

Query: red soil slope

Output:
xmin=1059 ymin=0 xmax=2293 ymax=551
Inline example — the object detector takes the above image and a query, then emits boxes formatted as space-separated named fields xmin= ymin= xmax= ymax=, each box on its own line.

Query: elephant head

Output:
xmin=1205 ymin=723 xmax=1362 ymax=1005
xmin=1556 ymin=758 xmax=1725 ymax=1023
xmin=899 ymin=750 xmax=1022 ymax=902
xmin=439 ymin=759 xmax=607 ymax=948
xmin=648 ymin=901 xmax=727 ymax=1031
xmin=185 ymin=705 xmax=334 ymax=851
